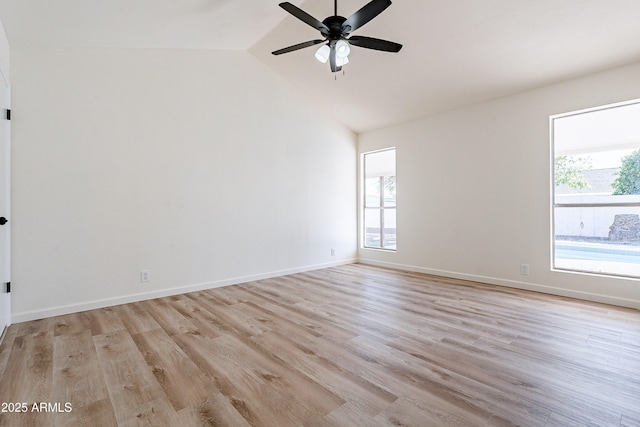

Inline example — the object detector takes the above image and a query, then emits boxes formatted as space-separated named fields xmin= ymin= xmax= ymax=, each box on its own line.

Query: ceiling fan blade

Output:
xmin=347 ymin=35 xmax=402 ymax=52
xmin=329 ymin=46 xmax=341 ymax=73
xmin=341 ymin=0 xmax=392 ymax=33
xmin=272 ymin=39 xmax=325 ymax=55
xmin=279 ymin=2 xmax=329 ymax=32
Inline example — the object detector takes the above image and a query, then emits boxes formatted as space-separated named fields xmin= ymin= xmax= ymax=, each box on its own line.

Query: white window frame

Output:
xmin=362 ymin=148 xmax=396 ymax=251
xmin=550 ymin=99 xmax=640 ymax=279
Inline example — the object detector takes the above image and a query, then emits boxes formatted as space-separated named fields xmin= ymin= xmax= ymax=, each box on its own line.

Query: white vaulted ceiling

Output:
xmin=2 ymin=0 xmax=640 ymax=133
xmin=0 ymin=0 xmax=290 ymax=50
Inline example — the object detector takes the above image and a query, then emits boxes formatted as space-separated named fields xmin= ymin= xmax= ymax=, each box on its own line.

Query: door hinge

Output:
xmin=5 ymin=109 xmax=10 ymax=120
xmin=4 ymin=282 xmax=9 ymax=293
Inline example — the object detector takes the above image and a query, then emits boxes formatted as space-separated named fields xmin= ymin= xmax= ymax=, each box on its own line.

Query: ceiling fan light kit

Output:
xmin=335 ymin=40 xmax=350 ymax=58
xmin=272 ymin=0 xmax=402 ymax=73
xmin=336 ymin=55 xmax=349 ymax=67
xmin=315 ymin=44 xmax=331 ymax=63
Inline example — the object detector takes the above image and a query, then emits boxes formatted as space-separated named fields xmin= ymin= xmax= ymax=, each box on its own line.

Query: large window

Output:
xmin=551 ymin=100 xmax=640 ymax=278
xmin=363 ymin=148 xmax=396 ymax=250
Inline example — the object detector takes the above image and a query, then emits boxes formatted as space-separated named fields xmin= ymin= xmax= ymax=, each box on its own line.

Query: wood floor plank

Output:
xmin=356 ymin=332 xmax=552 ymax=426
xmin=130 ymin=327 xmax=213 ymax=411
xmin=0 ymin=325 xmax=16 ymax=383
xmin=0 ymin=331 xmax=54 ymax=427
xmin=0 ymin=264 xmax=638 ymax=426
xmin=189 ymin=298 xmax=272 ymax=337
xmin=117 ymin=397 xmax=179 ymax=427
xmin=115 ymin=303 xmax=162 ymax=335
xmin=250 ymin=330 xmax=397 ymax=416
xmin=15 ymin=317 xmax=56 ymax=337
xmin=305 ymin=401 xmax=386 ymax=427
xmin=52 ymin=312 xmax=91 ymax=337
xmin=168 ymin=297 xmax=227 ymax=338
xmin=88 ymin=306 xmax=127 ymax=336
xmin=374 ymin=396 xmax=475 ymax=427
xmin=57 ymin=398 xmax=118 ymax=427
xmin=172 ymin=331 xmax=302 ymax=427
xmin=237 ymin=286 xmax=359 ymax=342
xmin=174 ymin=392 xmax=252 ymax=427
xmin=93 ymin=330 xmax=172 ymax=425
xmin=52 ymin=329 xmax=115 ymax=425
xmin=175 ymin=331 xmax=344 ymax=426
xmin=137 ymin=297 xmax=199 ymax=336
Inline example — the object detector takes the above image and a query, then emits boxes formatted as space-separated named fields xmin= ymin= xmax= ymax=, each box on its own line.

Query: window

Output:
xmin=363 ymin=148 xmax=396 ymax=250
xmin=551 ymin=100 xmax=640 ymax=278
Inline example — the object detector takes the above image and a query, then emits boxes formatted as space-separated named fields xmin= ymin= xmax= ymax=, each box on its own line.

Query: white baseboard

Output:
xmin=12 ymin=256 xmax=639 ymax=323
xmin=358 ymin=258 xmax=640 ymax=310
xmin=12 ymin=258 xmax=357 ymax=323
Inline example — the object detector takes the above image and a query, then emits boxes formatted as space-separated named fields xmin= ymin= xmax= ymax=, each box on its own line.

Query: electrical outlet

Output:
xmin=140 ymin=270 xmax=151 ymax=282
xmin=520 ymin=264 xmax=529 ymax=275
xmin=331 ymin=248 xmax=336 ymax=256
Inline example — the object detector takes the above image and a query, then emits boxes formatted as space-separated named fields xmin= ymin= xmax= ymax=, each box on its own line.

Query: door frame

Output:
xmin=0 ymin=65 xmax=10 ymax=337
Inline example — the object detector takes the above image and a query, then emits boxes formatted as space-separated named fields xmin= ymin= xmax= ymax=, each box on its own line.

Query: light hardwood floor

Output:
xmin=0 ymin=264 xmax=639 ymax=426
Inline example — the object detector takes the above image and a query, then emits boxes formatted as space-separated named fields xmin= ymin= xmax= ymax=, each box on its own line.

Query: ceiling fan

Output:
xmin=272 ymin=0 xmax=402 ymax=73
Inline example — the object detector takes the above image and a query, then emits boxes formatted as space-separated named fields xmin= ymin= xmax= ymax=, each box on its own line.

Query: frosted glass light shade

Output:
xmin=335 ymin=40 xmax=351 ymax=58
xmin=336 ymin=56 xmax=350 ymax=67
xmin=315 ymin=45 xmax=330 ymax=63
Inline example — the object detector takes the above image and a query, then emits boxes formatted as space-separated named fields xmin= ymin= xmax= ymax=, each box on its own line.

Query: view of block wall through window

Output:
xmin=552 ymin=99 xmax=640 ymax=278
xmin=363 ymin=148 xmax=396 ymax=250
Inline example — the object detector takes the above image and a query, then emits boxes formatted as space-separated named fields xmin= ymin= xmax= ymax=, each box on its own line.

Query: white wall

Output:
xmin=359 ymin=61 xmax=640 ymax=309
xmin=11 ymin=47 xmax=357 ymax=322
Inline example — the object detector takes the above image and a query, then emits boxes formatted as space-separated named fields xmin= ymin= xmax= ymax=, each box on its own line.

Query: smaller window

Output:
xmin=362 ymin=148 xmax=396 ymax=250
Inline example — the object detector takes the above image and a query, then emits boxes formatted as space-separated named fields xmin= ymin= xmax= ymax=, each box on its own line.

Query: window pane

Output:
xmin=384 ymin=176 xmax=396 ymax=207
xmin=364 ymin=149 xmax=395 ymax=179
xmin=364 ymin=208 xmax=381 ymax=248
xmin=554 ymin=206 xmax=640 ymax=277
xmin=383 ymin=208 xmax=397 ymax=249
xmin=365 ymin=177 xmax=381 ymax=208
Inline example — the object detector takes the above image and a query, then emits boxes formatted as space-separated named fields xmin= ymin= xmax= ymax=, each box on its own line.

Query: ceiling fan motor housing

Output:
xmin=321 ymin=16 xmax=350 ymax=39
